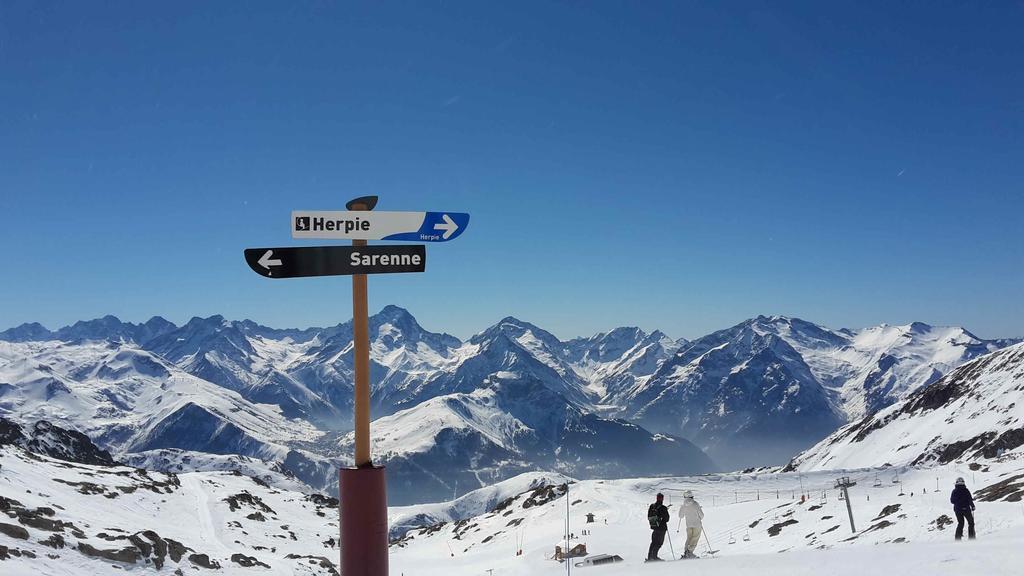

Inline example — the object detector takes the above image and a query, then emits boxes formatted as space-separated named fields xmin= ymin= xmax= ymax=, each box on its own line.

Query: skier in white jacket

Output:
xmin=679 ymin=490 xmax=704 ymax=558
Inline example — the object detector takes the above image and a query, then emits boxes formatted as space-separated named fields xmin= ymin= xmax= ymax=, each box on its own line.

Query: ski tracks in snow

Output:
xmin=181 ymin=473 xmax=236 ymax=562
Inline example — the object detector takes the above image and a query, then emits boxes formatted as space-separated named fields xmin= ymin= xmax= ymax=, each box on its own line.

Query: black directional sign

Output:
xmin=244 ymin=245 xmax=426 ymax=279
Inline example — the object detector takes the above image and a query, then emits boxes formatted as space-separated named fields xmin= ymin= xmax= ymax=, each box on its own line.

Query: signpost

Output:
xmin=244 ymin=196 xmax=468 ymax=576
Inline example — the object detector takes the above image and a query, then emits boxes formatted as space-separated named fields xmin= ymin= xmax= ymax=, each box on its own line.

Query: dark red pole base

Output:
xmin=340 ymin=466 xmax=389 ymax=576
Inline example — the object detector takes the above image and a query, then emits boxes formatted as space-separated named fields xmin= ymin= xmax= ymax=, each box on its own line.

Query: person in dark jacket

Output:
xmin=646 ymin=493 xmax=670 ymax=561
xmin=950 ymin=477 xmax=976 ymax=540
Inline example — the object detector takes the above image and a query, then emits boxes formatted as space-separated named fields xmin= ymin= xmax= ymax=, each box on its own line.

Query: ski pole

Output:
xmin=666 ymin=530 xmax=676 ymax=559
xmin=702 ymin=527 xmax=714 ymax=555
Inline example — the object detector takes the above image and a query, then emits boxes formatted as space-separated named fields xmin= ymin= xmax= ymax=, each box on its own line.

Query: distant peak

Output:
xmin=372 ymin=306 xmax=425 ymax=332
xmin=754 ymin=314 xmax=791 ymax=324
xmin=471 ymin=316 xmax=551 ymax=345
xmin=377 ymin=304 xmax=413 ymax=319
xmin=66 ymin=315 xmax=124 ymax=328
xmin=183 ymin=314 xmax=228 ymax=329
xmin=488 ymin=317 xmax=536 ymax=334
xmin=0 ymin=322 xmax=54 ymax=342
xmin=16 ymin=321 xmax=48 ymax=330
xmin=908 ymin=321 xmax=933 ymax=332
xmin=187 ymin=314 xmax=223 ymax=321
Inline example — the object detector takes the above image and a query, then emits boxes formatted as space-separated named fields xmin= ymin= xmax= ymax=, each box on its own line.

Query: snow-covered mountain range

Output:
xmin=787 ymin=341 xmax=1024 ymax=472
xmin=0 ymin=308 xmax=1017 ymax=502
xmin=616 ymin=316 xmax=1013 ymax=469
xmin=341 ymin=372 xmax=714 ymax=503
xmin=0 ymin=338 xmax=340 ymax=491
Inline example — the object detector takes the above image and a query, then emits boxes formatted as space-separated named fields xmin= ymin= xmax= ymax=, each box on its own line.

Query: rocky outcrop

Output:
xmin=78 ymin=542 xmax=142 ymax=564
xmin=0 ymin=417 xmax=117 ymax=466
xmin=188 ymin=553 xmax=221 ymax=569
xmin=0 ymin=523 xmax=29 ymax=540
xmin=231 ymin=553 xmax=270 ymax=568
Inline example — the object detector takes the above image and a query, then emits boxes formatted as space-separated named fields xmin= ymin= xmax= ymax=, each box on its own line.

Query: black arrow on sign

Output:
xmin=244 ymin=245 xmax=426 ymax=279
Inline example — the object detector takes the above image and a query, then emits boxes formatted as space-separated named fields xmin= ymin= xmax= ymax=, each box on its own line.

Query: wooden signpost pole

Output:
xmin=349 ymin=199 xmax=372 ymax=467
xmin=339 ymin=196 xmax=388 ymax=576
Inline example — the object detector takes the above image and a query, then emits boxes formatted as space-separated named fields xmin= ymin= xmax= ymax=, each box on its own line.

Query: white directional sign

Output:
xmin=291 ymin=211 xmax=470 ymax=242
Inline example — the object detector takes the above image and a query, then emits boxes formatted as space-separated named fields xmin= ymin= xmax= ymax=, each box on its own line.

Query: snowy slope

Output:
xmin=788 ymin=342 xmax=1024 ymax=471
xmin=389 ymin=471 xmax=574 ymax=539
xmin=389 ymin=462 xmax=1024 ymax=576
xmin=122 ymin=449 xmax=313 ymax=492
xmin=4 ymin=418 xmax=1024 ymax=575
xmin=0 ymin=443 xmax=341 ymax=574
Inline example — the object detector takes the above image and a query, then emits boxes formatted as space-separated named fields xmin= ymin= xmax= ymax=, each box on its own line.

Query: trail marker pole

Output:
xmin=835 ymin=477 xmax=857 ymax=533
xmin=337 ymin=196 xmax=389 ymax=576
xmin=351 ymin=197 xmax=372 ymax=467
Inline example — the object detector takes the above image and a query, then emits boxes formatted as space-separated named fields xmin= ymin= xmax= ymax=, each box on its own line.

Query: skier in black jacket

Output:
xmin=646 ymin=493 xmax=670 ymax=561
xmin=950 ymin=477 xmax=976 ymax=540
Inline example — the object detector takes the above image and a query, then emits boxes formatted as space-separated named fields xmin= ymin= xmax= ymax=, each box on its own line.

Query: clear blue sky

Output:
xmin=1 ymin=1 xmax=1022 ymax=340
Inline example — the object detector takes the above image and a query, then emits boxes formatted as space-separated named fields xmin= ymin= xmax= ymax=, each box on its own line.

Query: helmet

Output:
xmin=955 ymin=477 xmax=966 ymax=486
xmin=656 ymin=493 xmax=664 ymax=500
xmin=683 ymin=490 xmax=693 ymax=498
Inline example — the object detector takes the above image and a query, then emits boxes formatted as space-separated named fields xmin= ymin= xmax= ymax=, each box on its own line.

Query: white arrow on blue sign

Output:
xmin=291 ymin=211 xmax=470 ymax=242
